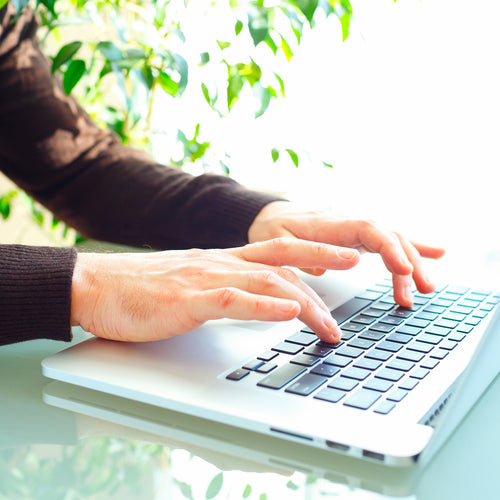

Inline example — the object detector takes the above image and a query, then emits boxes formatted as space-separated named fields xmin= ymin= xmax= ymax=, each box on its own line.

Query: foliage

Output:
xmin=0 ymin=0 xmax=353 ymax=242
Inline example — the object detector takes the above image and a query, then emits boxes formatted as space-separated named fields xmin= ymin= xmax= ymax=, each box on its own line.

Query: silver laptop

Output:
xmin=41 ymin=256 xmax=500 ymax=467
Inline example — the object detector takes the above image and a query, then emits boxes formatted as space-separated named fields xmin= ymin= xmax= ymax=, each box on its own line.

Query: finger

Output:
xmin=392 ymin=273 xmax=414 ymax=308
xmin=410 ymin=241 xmax=446 ymax=259
xmin=397 ymin=234 xmax=437 ymax=294
xmin=232 ymin=238 xmax=360 ymax=271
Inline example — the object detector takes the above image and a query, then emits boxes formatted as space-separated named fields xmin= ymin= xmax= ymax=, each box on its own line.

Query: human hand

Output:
xmin=70 ymin=239 xmax=361 ymax=344
xmin=248 ymin=201 xmax=446 ymax=308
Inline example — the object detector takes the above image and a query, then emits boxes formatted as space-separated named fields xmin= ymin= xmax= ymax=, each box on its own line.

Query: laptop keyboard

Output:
xmin=225 ymin=281 xmax=499 ymax=415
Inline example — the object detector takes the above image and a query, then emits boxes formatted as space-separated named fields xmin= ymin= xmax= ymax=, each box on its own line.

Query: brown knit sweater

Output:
xmin=0 ymin=4 xmax=283 ymax=345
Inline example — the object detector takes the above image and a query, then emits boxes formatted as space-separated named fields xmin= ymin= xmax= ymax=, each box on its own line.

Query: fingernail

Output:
xmin=337 ymin=248 xmax=358 ymax=260
xmin=323 ymin=316 xmax=341 ymax=342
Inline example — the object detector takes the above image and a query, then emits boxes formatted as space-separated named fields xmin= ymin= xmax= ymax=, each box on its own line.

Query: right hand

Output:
xmin=70 ymin=238 xmax=361 ymax=344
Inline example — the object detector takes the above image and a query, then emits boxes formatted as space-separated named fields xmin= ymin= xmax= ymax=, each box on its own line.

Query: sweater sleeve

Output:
xmin=0 ymin=244 xmax=76 ymax=345
xmin=0 ymin=5 xmax=284 ymax=251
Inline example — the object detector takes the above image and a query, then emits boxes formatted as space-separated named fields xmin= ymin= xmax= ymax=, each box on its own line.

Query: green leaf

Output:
xmin=286 ymin=148 xmax=299 ymax=167
xmin=200 ymin=52 xmax=210 ymax=65
xmin=158 ymin=71 xmax=179 ymax=96
xmin=51 ymin=41 xmax=82 ymax=74
xmin=322 ymin=160 xmax=333 ymax=168
xmin=235 ymin=19 xmax=243 ymax=36
xmin=254 ymin=84 xmax=272 ymax=118
xmin=242 ymin=484 xmax=252 ymax=498
xmin=97 ymin=41 xmax=123 ymax=62
xmin=294 ymin=0 xmax=319 ymax=23
xmin=248 ymin=7 xmax=269 ymax=46
xmin=286 ymin=480 xmax=300 ymax=491
xmin=217 ymin=40 xmax=231 ymax=50
xmin=0 ymin=1 xmax=8 ymax=10
xmin=63 ymin=59 xmax=85 ymax=95
xmin=173 ymin=53 xmax=189 ymax=94
xmin=274 ymin=72 xmax=285 ymax=97
xmin=205 ymin=472 xmax=223 ymax=499
xmin=331 ymin=0 xmax=353 ymax=41
xmin=271 ymin=148 xmax=280 ymax=163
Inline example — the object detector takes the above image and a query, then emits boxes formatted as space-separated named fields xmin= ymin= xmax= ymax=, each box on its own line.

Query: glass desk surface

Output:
xmin=1 ymin=324 xmax=499 ymax=500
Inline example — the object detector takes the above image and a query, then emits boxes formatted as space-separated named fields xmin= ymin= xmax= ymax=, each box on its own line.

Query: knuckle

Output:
xmin=276 ymin=267 xmax=297 ymax=283
xmin=270 ymin=237 xmax=292 ymax=253
xmin=215 ymin=288 xmax=238 ymax=309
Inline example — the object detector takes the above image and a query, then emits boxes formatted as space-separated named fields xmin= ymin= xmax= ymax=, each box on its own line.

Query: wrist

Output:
xmin=70 ymin=252 xmax=100 ymax=328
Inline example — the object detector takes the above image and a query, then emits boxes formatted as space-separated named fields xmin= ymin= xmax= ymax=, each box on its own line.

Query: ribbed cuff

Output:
xmin=0 ymin=245 xmax=77 ymax=346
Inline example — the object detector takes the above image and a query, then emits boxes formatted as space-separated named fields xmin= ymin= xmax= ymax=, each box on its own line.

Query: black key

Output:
xmin=386 ymin=359 xmax=415 ymax=372
xmin=399 ymin=378 xmax=419 ymax=390
xmin=243 ymin=359 xmax=265 ymax=371
xmin=341 ymin=367 xmax=371 ymax=381
xmin=410 ymin=368 xmax=430 ymax=380
xmin=415 ymin=311 xmax=438 ymax=321
xmin=340 ymin=330 xmax=356 ymax=341
xmin=285 ymin=373 xmax=328 ymax=396
xmin=255 ymin=363 xmax=277 ymax=374
xmin=343 ymin=389 xmax=381 ymax=410
xmin=387 ymin=388 xmax=408 ymax=402
xmin=341 ymin=322 xmax=366 ymax=333
xmin=324 ymin=354 xmax=352 ymax=367
xmin=348 ymin=338 xmax=375 ymax=350
xmin=374 ymin=401 xmax=396 ymax=415
xmin=310 ymin=363 xmax=341 ymax=378
xmin=365 ymin=349 xmax=393 ymax=362
xmin=336 ymin=346 xmax=364 ymax=358
xmin=412 ymin=296 xmax=430 ymax=306
xmin=406 ymin=318 xmax=431 ymax=329
xmin=375 ymin=368 xmax=404 ymax=382
xmin=397 ymin=349 xmax=425 ymax=363
xmin=286 ymin=331 xmax=318 ymax=346
xmin=430 ymin=349 xmax=449 ymax=360
xmin=396 ymin=325 xmax=422 ymax=336
xmin=407 ymin=342 xmax=434 ymax=354
xmin=417 ymin=333 xmax=443 ymax=345
xmin=363 ymin=378 xmax=393 ymax=392
xmin=272 ymin=342 xmax=303 ymax=355
xmin=359 ymin=330 xmax=385 ymax=342
xmin=371 ymin=301 xmax=394 ymax=311
xmin=369 ymin=322 xmax=395 ymax=334
xmin=226 ymin=369 xmax=249 ymax=381
xmin=328 ymin=377 xmax=358 ymax=391
xmin=380 ymin=316 xmax=404 ymax=326
xmin=291 ymin=353 xmax=321 ymax=367
xmin=330 ymin=297 xmax=373 ymax=325
xmin=353 ymin=358 xmax=382 ymax=371
xmin=257 ymin=364 xmax=306 ymax=389
xmin=304 ymin=344 xmax=334 ymax=357
xmin=376 ymin=340 xmax=403 ymax=353
xmin=314 ymin=387 xmax=345 ymax=403
xmin=387 ymin=332 xmax=413 ymax=344
xmin=351 ymin=314 xmax=376 ymax=326
xmin=258 ymin=350 xmax=279 ymax=362
xmin=390 ymin=307 xmax=413 ymax=319
xmin=362 ymin=308 xmax=385 ymax=318
xmin=420 ymin=358 xmax=439 ymax=370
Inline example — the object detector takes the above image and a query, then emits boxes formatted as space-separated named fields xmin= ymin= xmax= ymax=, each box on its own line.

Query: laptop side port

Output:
xmin=325 ymin=440 xmax=350 ymax=452
xmin=362 ymin=449 xmax=385 ymax=462
xmin=269 ymin=428 xmax=313 ymax=442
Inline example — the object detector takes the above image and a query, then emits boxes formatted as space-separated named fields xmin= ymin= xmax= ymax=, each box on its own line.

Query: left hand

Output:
xmin=248 ymin=201 xmax=446 ymax=308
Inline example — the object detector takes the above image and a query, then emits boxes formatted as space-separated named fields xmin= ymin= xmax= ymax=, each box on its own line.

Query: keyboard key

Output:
xmin=435 ymin=319 xmax=459 ymax=329
xmin=424 ymin=305 xmax=446 ymax=314
xmin=285 ymin=373 xmax=328 ymax=396
xmin=255 ymin=363 xmax=277 ymax=374
xmin=328 ymin=377 xmax=358 ymax=391
xmin=410 ymin=368 xmax=430 ymax=380
xmin=380 ymin=316 xmax=404 ymax=326
xmin=336 ymin=346 xmax=364 ymax=358
xmin=290 ymin=353 xmax=321 ymax=367
xmin=396 ymin=325 xmax=422 ymax=336
xmin=365 ymin=349 xmax=393 ymax=362
xmin=425 ymin=326 xmax=451 ymax=337
xmin=363 ymin=378 xmax=393 ymax=392
xmin=348 ymin=338 xmax=375 ymax=350
xmin=464 ymin=317 xmax=481 ymax=326
xmin=417 ymin=333 xmax=443 ymax=345
xmin=390 ymin=308 xmax=413 ymax=319
xmin=371 ymin=301 xmax=394 ymax=311
xmin=324 ymin=354 xmax=352 ymax=367
xmin=456 ymin=325 xmax=474 ymax=334
xmin=314 ymin=387 xmax=345 ymax=403
xmin=359 ymin=330 xmax=386 ymax=342
xmin=439 ymin=340 xmax=457 ymax=351
xmin=430 ymin=349 xmax=449 ymax=360
xmin=374 ymin=401 xmax=396 ymax=415
xmin=446 ymin=286 xmax=469 ymax=295
xmin=342 ymin=367 xmax=372 ymax=381
xmin=362 ymin=308 xmax=385 ymax=318
xmin=257 ymin=364 xmax=306 ymax=389
xmin=286 ymin=331 xmax=318 ymax=346
xmin=397 ymin=349 xmax=425 ymax=363
xmin=304 ymin=344 xmax=334 ymax=357
xmin=310 ymin=363 xmax=341 ymax=377
xmin=243 ymin=359 xmax=265 ymax=371
xmin=448 ymin=332 xmax=466 ymax=342
xmin=442 ymin=312 xmax=466 ymax=322
xmin=420 ymin=358 xmax=439 ymax=370
xmin=386 ymin=359 xmax=415 ymax=372
xmin=451 ymin=306 xmax=472 ymax=315
xmin=415 ymin=311 xmax=438 ymax=321
xmin=406 ymin=318 xmax=430 ymax=329
xmin=344 ymin=389 xmax=381 ymax=410
xmin=407 ymin=342 xmax=434 ymax=354
xmin=330 ymin=297 xmax=373 ymax=325
xmin=376 ymin=340 xmax=403 ymax=353
xmin=399 ymin=378 xmax=419 ymax=390
xmin=387 ymin=332 xmax=413 ymax=344
xmin=226 ymin=369 xmax=249 ymax=381
xmin=375 ymin=368 xmax=404 ymax=382
xmin=258 ymin=350 xmax=279 ymax=362
xmin=387 ymin=389 xmax=408 ymax=402
xmin=272 ymin=342 xmax=303 ymax=355
xmin=353 ymin=358 xmax=382 ymax=371
xmin=369 ymin=322 xmax=395 ymax=334
xmin=341 ymin=322 xmax=366 ymax=333
xmin=351 ymin=314 xmax=376 ymax=326
xmin=340 ymin=330 xmax=356 ymax=341
xmin=356 ymin=290 xmax=384 ymax=301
